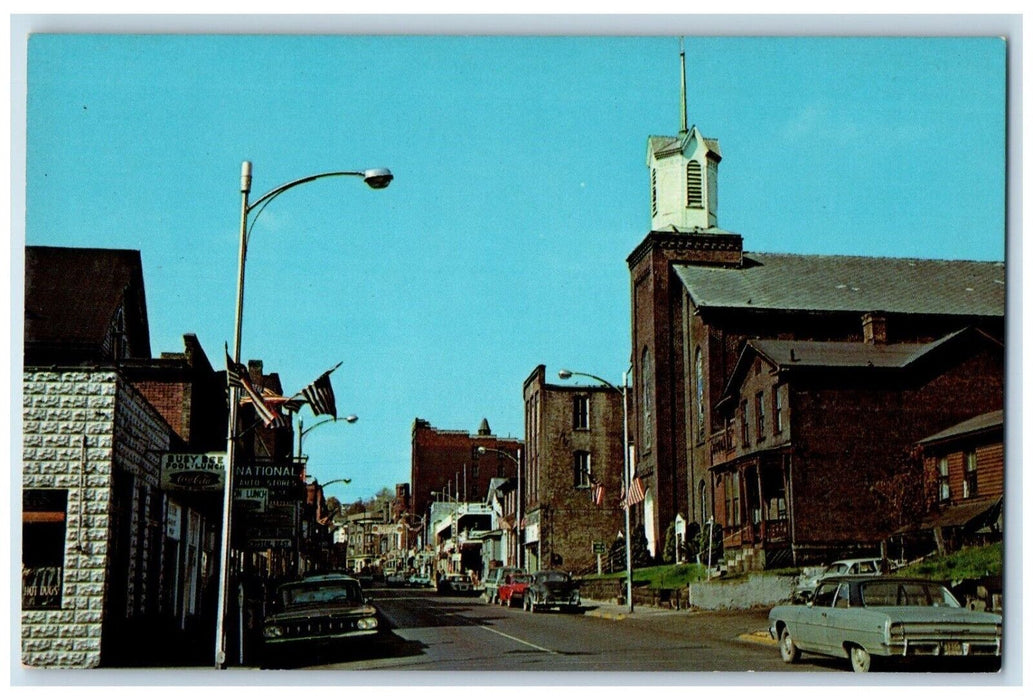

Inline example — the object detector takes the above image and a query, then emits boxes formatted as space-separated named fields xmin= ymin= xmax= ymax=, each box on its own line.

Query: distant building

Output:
xmin=522 ymin=365 xmax=625 ymax=574
xmin=410 ymin=417 xmax=522 ymax=529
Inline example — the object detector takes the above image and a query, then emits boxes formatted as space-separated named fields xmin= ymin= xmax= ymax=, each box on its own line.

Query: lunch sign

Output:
xmin=161 ymin=452 xmax=226 ymax=492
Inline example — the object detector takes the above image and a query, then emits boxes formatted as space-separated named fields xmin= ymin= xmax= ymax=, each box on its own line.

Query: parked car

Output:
xmin=769 ymin=576 xmax=1002 ymax=672
xmin=262 ymin=573 xmax=379 ymax=665
xmin=794 ymin=558 xmax=886 ymax=602
xmin=408 ymin=573 xmax=432 ymax=588
xmin=384 ymin=570 xmax=408 ymax=587
xmin=436 ymin=573 xmax=476 ymax=595
xmin=482 ymin=566 xmax=524 ymax=604
xmin=523 ymin=570 xmax=581 ymax=613
xmin=497 ymin=573 xmax=533 ymax=607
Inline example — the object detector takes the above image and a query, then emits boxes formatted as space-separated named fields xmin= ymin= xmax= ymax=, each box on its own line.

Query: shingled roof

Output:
xmin=917 ymin=409 xmax=1004 ymax=446
xmin=717 ymin=328 xmax=1002 ymax=408
xmin=674 ymin=252 xmax=1005 ymax=317
xmin=24 ymin=245 xmax=152 ymax=363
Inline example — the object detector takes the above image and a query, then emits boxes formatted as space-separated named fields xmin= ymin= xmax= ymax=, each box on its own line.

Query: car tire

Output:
xmin=849 ymin=645 xmax=874 ymax=673
xmin=778 ymin=627 xmax=801 ymax=664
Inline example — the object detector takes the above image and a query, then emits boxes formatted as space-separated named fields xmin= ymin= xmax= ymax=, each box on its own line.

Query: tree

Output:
xmin=631 ymin=524 xmax=653 ymax=568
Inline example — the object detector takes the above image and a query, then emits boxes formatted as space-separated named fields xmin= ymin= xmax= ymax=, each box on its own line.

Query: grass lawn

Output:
xmin=583 ymin=563 xmax=708 ymax=589
xmin=896 ymin=542 xmax=1002 ymax=581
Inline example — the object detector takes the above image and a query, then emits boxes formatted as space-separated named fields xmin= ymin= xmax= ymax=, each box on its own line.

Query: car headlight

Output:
xmin=886 ymin=622 xmax=904 ymax=643
xmin=264 ymin=625 xmax=284 ymax=639
xmin=357 ymin=617 xmax=378 ymax=630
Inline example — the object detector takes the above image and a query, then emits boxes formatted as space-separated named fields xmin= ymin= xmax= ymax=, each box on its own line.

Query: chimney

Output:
xmin=862 ymin=312 xmax=888 ymax=345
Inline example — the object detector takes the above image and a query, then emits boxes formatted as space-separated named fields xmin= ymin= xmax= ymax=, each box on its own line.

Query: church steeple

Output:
xmin=647 ymin=40 xmax=721 ymax=232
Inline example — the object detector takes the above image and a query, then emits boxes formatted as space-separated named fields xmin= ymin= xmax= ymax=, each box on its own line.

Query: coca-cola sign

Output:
xmin=161 ymin=452 xmax=226 ymax=492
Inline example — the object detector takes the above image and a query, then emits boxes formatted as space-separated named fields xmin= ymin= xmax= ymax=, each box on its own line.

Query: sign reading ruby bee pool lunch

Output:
xmin=160 ymin=452 xmax=226 ymax=492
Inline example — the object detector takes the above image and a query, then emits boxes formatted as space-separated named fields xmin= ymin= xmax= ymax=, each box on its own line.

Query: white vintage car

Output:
xmin=769 ymin=576 xmax=1002 ymax=672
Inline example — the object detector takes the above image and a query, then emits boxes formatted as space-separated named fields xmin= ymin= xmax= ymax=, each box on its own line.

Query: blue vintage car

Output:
xmin=769 ymin=576 xmax=1001 ymax=672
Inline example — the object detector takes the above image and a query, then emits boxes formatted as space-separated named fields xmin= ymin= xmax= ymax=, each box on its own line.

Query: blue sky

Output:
xmin=17 ymin=29 xmax=1008 ymax=503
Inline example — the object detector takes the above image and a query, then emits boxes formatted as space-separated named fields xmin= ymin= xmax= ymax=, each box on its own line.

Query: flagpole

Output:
xmin=214 ymin=161 xmax=251 ymax=669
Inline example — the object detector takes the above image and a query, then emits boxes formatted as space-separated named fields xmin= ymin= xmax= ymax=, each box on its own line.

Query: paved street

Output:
xmin=264 ymin=586 xmax=836 ymax=674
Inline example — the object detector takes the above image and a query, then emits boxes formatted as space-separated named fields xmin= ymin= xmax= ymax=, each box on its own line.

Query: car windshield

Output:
xmin=538 ymin=572 xmax=569 ymax=583
xmin=281 ymin=580 xmax=363 ymax=606
xmin=860 ymin=581 xmax=962 ymax=608
xmin=851 ymin=561 xmax=879 ymax=574
xmin=510 ymin=574 xmax=532 ymax=584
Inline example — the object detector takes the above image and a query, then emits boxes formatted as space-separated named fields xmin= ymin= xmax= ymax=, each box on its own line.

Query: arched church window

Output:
xmin=641 ymin=347 xmax=653 ymax=449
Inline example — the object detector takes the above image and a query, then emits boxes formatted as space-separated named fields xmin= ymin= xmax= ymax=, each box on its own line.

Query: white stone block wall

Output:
xmin=21 ymin=369 xmax=172 ymax=669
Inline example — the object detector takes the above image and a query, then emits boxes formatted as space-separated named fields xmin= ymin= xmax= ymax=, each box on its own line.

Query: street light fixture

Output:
xmin=558 ymin=367 xmax=634 ymax=613
xmin=298 ymin=413 xmax=359 ymax=459
xmin=216 ymin=160 xmax=391 ymax=669
xmin=477 ymin=446 xmax=523 ymax=569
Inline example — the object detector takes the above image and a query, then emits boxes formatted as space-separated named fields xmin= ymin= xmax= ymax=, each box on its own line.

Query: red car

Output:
xmin=497 ymin=573 xmax=533 ymax=607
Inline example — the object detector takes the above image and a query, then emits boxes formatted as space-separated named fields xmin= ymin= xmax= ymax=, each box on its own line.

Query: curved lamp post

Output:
xmin=298 ymin=414 xmax=359 ymax=459
xmin=477 ymin=446 xmax=523 ymax=569
xmin=558 ymin=367 xmax=634 ymax=613
xmin=216 ymin=161 xmax=392 ymax=668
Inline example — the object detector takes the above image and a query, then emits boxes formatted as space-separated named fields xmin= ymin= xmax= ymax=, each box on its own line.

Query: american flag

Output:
xmin=620 ymin=477 xmax=646 ymax=508
xmin=226 ymin=350 xmax=284 ymax=428
xmin=592 ymin=483 xmax=606 ymax=506
xmin=301 ymin=362 xmax=342 ymax=419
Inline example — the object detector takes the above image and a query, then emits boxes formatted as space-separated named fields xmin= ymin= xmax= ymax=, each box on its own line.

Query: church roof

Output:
xmin=674 ymin=252 xmax=1005 ymax=317
xmin=648 ymin=129 xmax=721 ymax=159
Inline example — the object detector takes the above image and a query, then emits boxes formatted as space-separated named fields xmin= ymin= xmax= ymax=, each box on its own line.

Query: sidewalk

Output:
xmin=581 ymin=598 xmax=776 ymax=647
xmin=580 ymin=597 xmax=695 ymax=620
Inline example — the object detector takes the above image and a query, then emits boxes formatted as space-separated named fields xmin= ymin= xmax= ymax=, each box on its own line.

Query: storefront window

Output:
xmin=22 ymin=489 xmax=68 ymax=610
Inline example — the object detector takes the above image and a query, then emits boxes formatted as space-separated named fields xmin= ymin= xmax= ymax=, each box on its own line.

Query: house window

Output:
xmin=695 ymin=347 xmax=705 ymax=444
xmin=963 ymin=451 xmax=978 ymax=499
xmin=740 ymin=401 xmax=750 ymax=447
xmin=773 ymin=387 xmax=784 ymax=433
xmin=723 ymin=473 xmax=741 ymax=527
xmin=686 ymin=161 xmax=703 ymax=207
xmin=22 ymin=489 xmax=68 ymax=610
xmin=755 ymin=392 xmax=766 ymax=441
xmin=573 ymin=395 xmax=590 ymax=430
xmin=650 ymin=168 xmax=658 ymax=216
xmin=574 ymin=451 xmax=592 ymax=489
xmin=937 ymin=457 xmax=950 ymax=502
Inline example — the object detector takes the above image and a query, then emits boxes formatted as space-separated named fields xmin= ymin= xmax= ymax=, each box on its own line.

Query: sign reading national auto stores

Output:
xmin=232 ymin=460 xmax=306 ymax=551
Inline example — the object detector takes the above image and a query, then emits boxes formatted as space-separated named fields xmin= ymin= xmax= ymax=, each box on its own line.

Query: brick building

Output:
xmin=626 ymin=66 xmax=1005 ymax=566
xmin=410 ymin=417 xmax=522 ymax=527
xmin=710 ymin=328 xmax=1004 ymax=569
xmin=911 ymin=409 xmax=1004 ymax=555
xmin=522 ymin=365 xmax=625 ymax=574
xmin=22 ymin=246 xmax=227 ymax=667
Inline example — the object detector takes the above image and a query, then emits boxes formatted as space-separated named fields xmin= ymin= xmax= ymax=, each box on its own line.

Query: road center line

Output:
xmin=435 ymin=608 xmax=558 ymax=655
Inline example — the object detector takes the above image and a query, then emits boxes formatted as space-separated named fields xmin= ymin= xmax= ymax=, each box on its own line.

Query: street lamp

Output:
xmin=298 ymin=414 xmax=359 ymax=459
xmin=477 ymin=446 xmax=523 ymax=569
xmin=215 ymin=160 xmax=392 ymax=669
xmin=558 ymin=367 xmax=634 ymax=613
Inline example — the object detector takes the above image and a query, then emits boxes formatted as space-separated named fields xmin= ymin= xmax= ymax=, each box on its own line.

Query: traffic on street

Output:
xmin=261 ymin=585 xmax=830 ymax=673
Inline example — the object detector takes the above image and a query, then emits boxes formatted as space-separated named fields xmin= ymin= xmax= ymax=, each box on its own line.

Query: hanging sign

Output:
xmin=161 ymin=453 xmax=226 ymax=492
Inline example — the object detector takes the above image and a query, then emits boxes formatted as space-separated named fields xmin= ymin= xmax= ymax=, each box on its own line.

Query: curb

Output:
xmin=738 ymin=630 xmax=777 ymax=646
xmin=583 ymin=609 xmax=627 ymax=621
